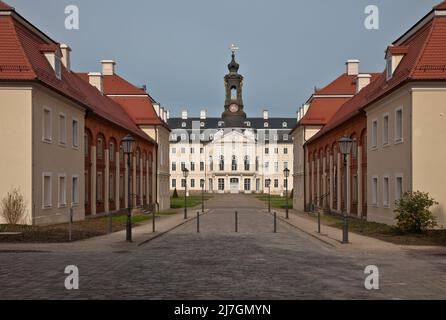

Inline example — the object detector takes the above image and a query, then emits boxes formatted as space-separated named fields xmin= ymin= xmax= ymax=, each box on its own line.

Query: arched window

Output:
xmin=119 ymin=144 xmax=124 ymax=162
xmin=232 ymin=156 xmax=237 ymax=171
xmin=231 ymin=86 xmax=237 ymax=100
xmin=219 ymin=156 xmax=225 ymax=171
xmin=109 ymin=141 xmax=115 ymax=162
xmin=136 ymin=149 xmax=141 ymax=170
xmin=97 ymin=136 xmax=104 ymax=160
xmin=142 ymin=152 xmax=146 ymax=170
xmin=351 ymin=136 xmax=358 ymax=159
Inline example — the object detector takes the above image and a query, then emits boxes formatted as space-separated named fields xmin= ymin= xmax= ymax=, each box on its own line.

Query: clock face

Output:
xmin=229 ymin=104 xmax=239 ymax=113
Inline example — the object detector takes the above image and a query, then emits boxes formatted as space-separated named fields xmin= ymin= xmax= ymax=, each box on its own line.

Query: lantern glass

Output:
xmin=266 ymin=179 xmax=271 ymax=188
xmin=283 ymin=168 xmax=290 ymax=178
xmin=338 ymin=136 xmax=353 ymax=155
xmin=122 ymin=134 xmax=135 ymax=154
xmin=182 ymin=168 xmax=189 ymax=178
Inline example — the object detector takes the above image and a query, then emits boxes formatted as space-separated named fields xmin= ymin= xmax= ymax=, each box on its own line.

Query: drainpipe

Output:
xmin=155 ymin=126 xmax=159 ymax=212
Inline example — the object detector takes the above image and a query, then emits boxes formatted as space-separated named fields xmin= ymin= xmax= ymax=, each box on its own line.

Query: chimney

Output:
xmin=163 ymin=109 xmax=168 ymax=122
xmin=153 ymin=103 xmax=160 ymax=117
xmin=88 ymin=72 xmax=103 ymax=93
xmin=200 ymin=110 xmax=207 ymax=120
xmin=181 ymin=110 xmax=188 ymax=120
xmin=166 ymin=110 xmax=170 ymax=120
xmin=263 ymin=110 xmax=269 ymax=120
xmin=60 ymin=44 xmax=71 ymax=71
xmin=101 ymin=60 xmax=116 ymax=76
xmin=346 ymin=59 xmax=360 ymax=76
xmin=160 ymin=106 xmax=165 ymax=121
xmin=356 ymin=74 xmax=372 ymax=93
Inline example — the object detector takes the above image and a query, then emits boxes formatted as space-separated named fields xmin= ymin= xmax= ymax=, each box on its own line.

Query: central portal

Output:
xmin=230 ymin=178 xmax=239 ymax=194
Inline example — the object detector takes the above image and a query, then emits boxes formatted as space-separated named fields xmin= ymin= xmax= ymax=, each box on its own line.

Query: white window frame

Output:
xmin=382 ymin=113 xmax=389 ymax=146
xmin=55 ymin=55 xmax=62 ymax=80
xmin=42 ymin=107 xmax=53 ymax=143
xmin=386 ymin=57 xmax=392 ymax=81
xmin=42 ymin=172 xmax=53 ymax=209
xmin=58 ymin=174 xmax=67 ymax=208
xmin=72 ymin=118 xmax=79 ymax=149
xmin=371 ymin=175 xmax=378 ymax=207
xmin=395 ymin=174 xmax=404 ymax=202
xmin=382 ymin=175 xmax=390 ymax=208
xmin=72 ymin=175 xmax=79 ymax=206
xmin=371 ymin=119 xmax=378 ymax=149
xmin=395 ymin=107 xmax=404 ymax=144
xmin=58 ymin=113 xmax=67 ymax=146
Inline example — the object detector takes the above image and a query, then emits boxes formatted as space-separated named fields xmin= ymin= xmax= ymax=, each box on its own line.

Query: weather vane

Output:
xmin=230 ymin=43 xmax=239 ymax=54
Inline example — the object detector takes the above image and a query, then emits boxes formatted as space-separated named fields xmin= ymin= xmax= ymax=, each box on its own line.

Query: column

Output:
xmin=347 ymin=154 xmax=351 ymax=214
xmin=322 ymin=156 xmax=326 ymax=207
xmin=104 ymin=149 xmax=110 ymax=213
xmin=357 ymin=146 xmax=363 ymax=218
xmin=329 ymin=154 xmax=334 ymax=210
xmin=337 ymin=152 xmax=342 ymax=212
xmin=316 ymin=158 xmax=320 ymax=205
xmin=91 ymin=146 xmax=97 ymax=216
xmin=115 ymin=151 xmax=120 ymax=210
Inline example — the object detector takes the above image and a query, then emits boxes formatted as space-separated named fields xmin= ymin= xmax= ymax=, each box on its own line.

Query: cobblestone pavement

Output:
xmin=0 ymin=194 xmax=445 ymax=299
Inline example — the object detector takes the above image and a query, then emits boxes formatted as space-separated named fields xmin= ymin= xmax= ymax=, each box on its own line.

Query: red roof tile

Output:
xmin=0 ymin=1 xmax=13 ymax=10
xmin=435 ymin=0 xmax=446 ymax=10
xmin=299 ymin=97 xmax=351 ymax=126
xmin=103 ymin=74 xmax=147 ymax=95
xmin=315 ymin=74 xmax=358 ymax=95
xmin=109 ymin=96 xmax=166 ymax=127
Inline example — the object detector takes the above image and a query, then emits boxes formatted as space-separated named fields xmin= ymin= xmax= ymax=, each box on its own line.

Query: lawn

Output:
xmin=319 ymin=213 xmax=446 ymax=246
xmin=256 ymin=195 xmax=293 ymax=210
xmin=170 ymin=195 xmax=212 ymax=209
xmin=0 ymin=210 xmax=178 ymax=243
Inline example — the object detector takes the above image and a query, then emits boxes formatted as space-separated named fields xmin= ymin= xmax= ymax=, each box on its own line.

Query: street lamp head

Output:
xmin=182 ymin=167 xmax=189 ymax=178
xmin=338 ymin=136 xmax=354 ymax=155
xmin=122 ymin=134 xmax=135 ymax=154
xmin=283 ymin=168 xmax=290 ymax=178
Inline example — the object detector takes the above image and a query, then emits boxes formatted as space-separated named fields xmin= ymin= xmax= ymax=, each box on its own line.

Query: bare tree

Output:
xmin=1 ymin=188 xmax=27 ymax=225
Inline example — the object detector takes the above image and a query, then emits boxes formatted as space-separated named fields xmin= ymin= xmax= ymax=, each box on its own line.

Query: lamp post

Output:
xmin=284 ymin=168 xmax=290 ymax=220
xmin=122 ymin=134 xmax=135 ymax=242
xmin=182 ymin=167 xmax=189 ymax=219
xmin=265 ymin=179 xmax=271 ymax=213
xmin=338 ymin=136 xmax=353 ymax=244
xmin=200 ymin=179 xmax=205 ymax=213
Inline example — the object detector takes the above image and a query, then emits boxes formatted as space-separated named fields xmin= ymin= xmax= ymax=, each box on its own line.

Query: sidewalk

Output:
xmin=267 ymin=208 xmax=444 ymax=253
xmin=0 ymin=207 xmax=210 ymax=253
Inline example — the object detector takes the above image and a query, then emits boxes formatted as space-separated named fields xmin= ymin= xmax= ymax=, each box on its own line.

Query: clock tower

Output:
xmin=222 ymin=44 xmax=247 ymax=127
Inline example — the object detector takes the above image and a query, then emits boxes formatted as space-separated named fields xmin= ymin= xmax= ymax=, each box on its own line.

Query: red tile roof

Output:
xmin=314 ymin=74 xmax=358 ymax=95
xmin=307 ymin=3 xmax=446 ymax=145
xmin=0 ymin=3 xmax=155 ymax=144
xmin=299 ymin=97 xmax=351 ymax=126
xmin=0 ymin=1 xmax=13 ymax=10
xmin=435 ymin=0 xmax=446 ymax=10
xmin=102 ymin=74 xmax=147 ymax=95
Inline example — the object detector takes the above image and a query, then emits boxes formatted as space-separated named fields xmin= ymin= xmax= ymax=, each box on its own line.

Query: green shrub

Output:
xmin=172 ymin=188 xmax=179 ymax=198
xmin=394 ymin=191 xmax=438 ymax=233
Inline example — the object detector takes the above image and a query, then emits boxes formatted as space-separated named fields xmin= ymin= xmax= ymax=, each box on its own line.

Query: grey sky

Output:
xmin=8 ymin=0 xmax=440 ymax=118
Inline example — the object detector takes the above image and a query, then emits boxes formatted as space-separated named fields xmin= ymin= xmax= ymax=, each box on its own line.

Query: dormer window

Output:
xmin=244 ymin=121 xmax=251 ymax=127
xmin=218 ymin=121 xmax=224 ymax=127
xmin=282 ymin=122 xmax=288 ymax=128
xmin=40 ymin=44 xmax=63 ymax=80
xmin=386 ymin=56 xmax=393 ymax=81
xmin=385 ymin=46 xmax=409 ymax=81
xmin=181 ymin=122 xmax=187 ymax=128
xmin=264 ymin=122 xmax=269 ymax=128
xmin=55 ymin=55 xmax=62 ymax=80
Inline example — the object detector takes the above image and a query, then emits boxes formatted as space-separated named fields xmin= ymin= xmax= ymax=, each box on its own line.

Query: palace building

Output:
xmin=168 ymin=50 xmax=296 ymax=195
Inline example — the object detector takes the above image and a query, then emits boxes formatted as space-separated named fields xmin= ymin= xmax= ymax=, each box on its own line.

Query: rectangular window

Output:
xmin=218 ymin=178 xmax=225 ymax=191
xmin=383 ymin=114 xmax=389 ymax=145
xmin=395 ymin=108 xmax=403 ymax=143
xmin=284 ymin=148 xmax=288 ymax=155
xmin=72 ymin=176 xmax=79 ymax=205
xmin=171 ymin=148 xmax=176 ymax=154
xmin=274 ymin=162 xmax=279 ymax=173
xmin=172 ymin=179 xmax=177 ymax=188
xmin=372 ymin=120 xmax=378 ymax=148
xmin=109 ymin=174 xmax=115 ymax=201
xmin=264 ymin=162 xmax=269 ymax=172
xmin=43 ymin=108 xmax=52 ymax=142
xmin=372 ymin=176 xmax=378 ymax=206
xmin=200 ymin=148 xmax=204 ymax=154
xmin=284 ymin=162 xmax=289 ymax=170
xmin=181 ymin=179 xmax=186 ymax=188
xmin=181 ymin=162 xmax=186 ymax=171
xmin=200 ymin=162 xmax=205 ymax=171
xmin=274 ymin=148 xmax=279 ymax=155
xmin=191 ymin=162 xmax=195 ymax=171
xmin=191 ymin=148 xmax=195 ymax=154
xmin=396 ymin=176 xmax=403 ymax=202
xmin=72 ymin=119 xmax=79 ymax=148
xmin=172 ymin=162 xmax=177 ymax=171
xmin=43 ymin=173 xmax=52 ymax=208
xmin=59 ymin=114 xmax=67 ymax=145
xmin=181 ymin=148 xmax=186 ymax=154
xmin=97 ymin=171 xmax=103 ymax=202
xmin=265 ymin=148 xmax=269 ymax=155
xmin=58 ymin=175 xmax=67 ymax=207
xmin=383 ymin=176 xmax=389 ymax=207
xmin=191 ymin=179 xmax=195 ymax=188
xmin=244 ymin=179 xmax=251 ymax=191
xmin=274 ymin=179 xmax=279 ymax=188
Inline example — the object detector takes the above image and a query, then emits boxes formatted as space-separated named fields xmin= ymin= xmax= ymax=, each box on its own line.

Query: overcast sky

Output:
xmin=8 ymin=0 xmax=440 ymax=118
